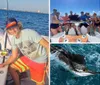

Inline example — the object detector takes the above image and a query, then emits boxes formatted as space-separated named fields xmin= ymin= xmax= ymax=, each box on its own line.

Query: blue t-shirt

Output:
xmin=80 ymin=15 xmax=87 ymax=21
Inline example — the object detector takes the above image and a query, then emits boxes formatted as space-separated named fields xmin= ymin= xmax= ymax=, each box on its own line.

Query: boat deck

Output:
xmin=6 ymin=71 xmax=49 ymax=85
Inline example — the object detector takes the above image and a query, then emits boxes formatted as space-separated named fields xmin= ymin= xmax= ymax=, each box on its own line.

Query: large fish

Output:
xmin=51 ymin=45 xmax=100 ymax=77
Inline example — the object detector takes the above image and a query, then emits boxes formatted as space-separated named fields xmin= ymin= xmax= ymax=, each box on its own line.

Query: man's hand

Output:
xmin=0 ymin=63 xmax=5 ymax=68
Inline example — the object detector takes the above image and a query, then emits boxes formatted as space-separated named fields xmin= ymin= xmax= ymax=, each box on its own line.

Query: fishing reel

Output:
xmin=0 ymin=49 xmax=8 ymax=56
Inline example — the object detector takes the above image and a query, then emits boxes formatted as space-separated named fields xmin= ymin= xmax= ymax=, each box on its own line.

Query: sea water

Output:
xmin=51 ymin=44 xmax=100 ymax=85
xmin=0 ymin=9 xmax=49 ymax=36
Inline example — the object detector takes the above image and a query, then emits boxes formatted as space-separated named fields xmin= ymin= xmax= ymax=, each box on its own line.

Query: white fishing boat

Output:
xmin=0 ymin=64 xmax=8 ymax=85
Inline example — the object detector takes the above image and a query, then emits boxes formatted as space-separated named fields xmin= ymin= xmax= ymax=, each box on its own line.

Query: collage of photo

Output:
xmin=0 ymin=0 xmax=100 ymax=85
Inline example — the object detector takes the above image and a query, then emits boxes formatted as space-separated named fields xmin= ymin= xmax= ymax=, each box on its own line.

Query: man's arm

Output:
xmin=0 ymin=48 xmax=18 ymax=67
xmin=39 ymin=38 xmax=49 ymax=57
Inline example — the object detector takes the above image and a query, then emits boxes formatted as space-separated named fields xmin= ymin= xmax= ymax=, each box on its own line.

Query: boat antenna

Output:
xmin=6 ymin=0 xmax=9 ymax=20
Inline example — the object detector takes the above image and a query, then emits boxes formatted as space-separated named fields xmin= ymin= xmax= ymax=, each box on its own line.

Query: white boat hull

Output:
xmin=0 ymin=65 xmax=8 ymax=85
xmin=51 ymin=32 xmax=100 ymax=43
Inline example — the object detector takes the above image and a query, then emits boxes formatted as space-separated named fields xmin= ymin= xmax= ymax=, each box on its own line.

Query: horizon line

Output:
xmin=0 ymin=8 xmax=49 ymax=14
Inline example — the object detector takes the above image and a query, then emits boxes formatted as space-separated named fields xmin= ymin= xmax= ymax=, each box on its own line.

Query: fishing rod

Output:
xmin=2 ymin=0 xmax=9 ymax=63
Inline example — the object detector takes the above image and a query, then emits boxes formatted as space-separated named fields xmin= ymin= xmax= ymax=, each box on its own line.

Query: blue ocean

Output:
xmin=0 ymin=9 xmax=49 ymax=36
xmin=51 ymin=44 xmax=100 ymax=85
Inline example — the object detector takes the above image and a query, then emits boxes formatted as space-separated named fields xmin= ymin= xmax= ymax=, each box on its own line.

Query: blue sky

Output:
xmin=0 ymin=0 xmax=49 ymax=13
xmin=50 ymin=0 xmax=100 ymax=15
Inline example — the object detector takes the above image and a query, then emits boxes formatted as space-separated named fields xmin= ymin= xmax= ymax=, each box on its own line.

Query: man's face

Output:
xmin=7 ymin=26 xmax=19 ymax=36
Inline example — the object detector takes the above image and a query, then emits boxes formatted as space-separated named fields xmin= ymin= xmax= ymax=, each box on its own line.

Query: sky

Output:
xmin=0 ymin=0 xmax=49 ymax=13
xmin=50 ymin=0 xmax=100 ymax=15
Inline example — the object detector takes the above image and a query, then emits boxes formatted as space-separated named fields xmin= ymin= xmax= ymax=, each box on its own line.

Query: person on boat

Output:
xmin=56 ymin=12 xmax=62 ymax=32
xmin=61 ymin=13 xmax=70 ymax=24
xmin=69 ymin=11 xmax=80 ymax=21
xmin=91 ymin=13 xmax=100 ymax=33
xmin=0 ymin=18 xmax=49 ymax=85
xmin=60 ymin=13 xmax=70 ymax=31
xmin=78 ymin=12 xmax=91 ymax=34
xmin=85 ymin=13 xmax=91 ymax=21
xmin=56 ymin=12 xmax=60 ymax=20
xmin=73 ymin=13 xmax=80 ymax=21
xmin=79 ymin=11 xmax=87 ymax=21
xmin=50 ymin=9 xmax=62 ymax=36
xmin=69 ymin=11 xmax=74 ymax=21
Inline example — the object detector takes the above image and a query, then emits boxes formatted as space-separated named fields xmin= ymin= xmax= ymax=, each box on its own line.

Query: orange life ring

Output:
xmin=59 ymin=35 xmax=88 ymax=42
